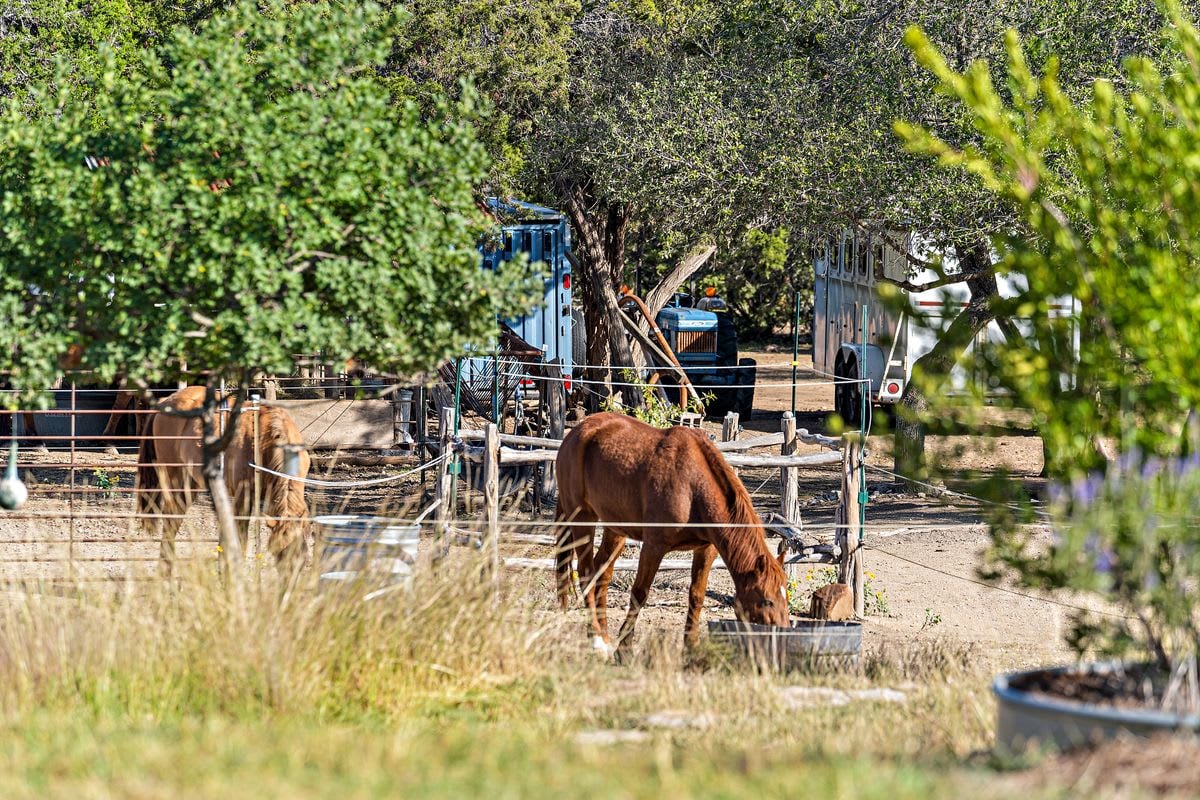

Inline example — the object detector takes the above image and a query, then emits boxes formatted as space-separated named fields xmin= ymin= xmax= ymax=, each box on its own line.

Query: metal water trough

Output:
xmin=16 ymin=390 xmax=122 ymax=440
xmin=315 ymin=515 xmax=419 ymax=595
xmin=708 ymin=619 xmax=862 ymax=670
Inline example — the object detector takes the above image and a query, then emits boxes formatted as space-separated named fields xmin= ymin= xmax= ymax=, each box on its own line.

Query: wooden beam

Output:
xmin=716 ymin=432 xmax=784 ymax=452
xmin=457 ymin=429 xmax=565 ymax=449
xmin=724 ymin=451 xmax=842 ymax=468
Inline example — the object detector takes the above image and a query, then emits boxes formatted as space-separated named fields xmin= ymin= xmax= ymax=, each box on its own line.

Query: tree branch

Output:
xmin=846 ymin=216 xmax=938 ymax=271
xmin=643 ymin=244 xmax=717 ymax=320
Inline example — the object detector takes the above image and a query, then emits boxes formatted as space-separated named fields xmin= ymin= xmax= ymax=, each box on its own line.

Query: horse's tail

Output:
xmin=696 ymin=434 xmax=762 ymax=533
xmin=553 ymin=425 xmax=589 ymax=609
xmin=262 ymin=409 xmax=309 ymax=561
xmin=135 ymin=417 xmax=160 ymax=521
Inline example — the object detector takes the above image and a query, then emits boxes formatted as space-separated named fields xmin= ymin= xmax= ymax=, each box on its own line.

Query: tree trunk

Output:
xmin=198 ymin=382 xmax=246 ymax=588
xmin=556 ymin=176 xmax=640 ymax=410
xmin=893 ymin=240 xmax=999 ymax=485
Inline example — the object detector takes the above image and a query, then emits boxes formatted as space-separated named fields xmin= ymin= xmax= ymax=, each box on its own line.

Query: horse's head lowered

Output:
xmin=734 ymin=552 xmax=790 ymax=627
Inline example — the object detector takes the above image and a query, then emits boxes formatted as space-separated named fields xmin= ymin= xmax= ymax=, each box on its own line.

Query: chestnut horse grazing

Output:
xmin=137 ymin=386 xmax=312 ymax=575
xmin=555 ymin=413 xmax=789 ymax=658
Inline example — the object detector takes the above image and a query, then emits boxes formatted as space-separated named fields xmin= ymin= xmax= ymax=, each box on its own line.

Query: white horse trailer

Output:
xmin=812 ymin=230 xmax=1077 ymax=427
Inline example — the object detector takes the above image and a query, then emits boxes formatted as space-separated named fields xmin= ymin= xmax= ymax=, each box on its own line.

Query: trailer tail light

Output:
xmin=519 ymin=379 xmax=535 ymax=388
xmin=564 ymin=379 xmax=572 ymax=392
xmin=562 ymin=274 xmax=571 ymax=290
xmin=887 ymin=382 xmax=900 ymax=395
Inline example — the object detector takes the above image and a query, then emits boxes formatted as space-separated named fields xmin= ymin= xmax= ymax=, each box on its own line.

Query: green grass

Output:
xmin=0 ymin=709 xmax=1012 ymax=800
xmin=0 ymin=560 xmax=1069 ymax=799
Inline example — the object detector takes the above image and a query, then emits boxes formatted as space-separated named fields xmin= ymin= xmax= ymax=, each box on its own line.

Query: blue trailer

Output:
xmin=480 ymin=198 xmax=575 ymax=388
xmin=450 ymin=199 xmax=575 ymax=429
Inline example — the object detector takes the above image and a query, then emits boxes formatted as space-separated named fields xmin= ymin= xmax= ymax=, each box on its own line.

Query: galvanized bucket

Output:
xmin=314 ymin=515 xmax=419 ymax=594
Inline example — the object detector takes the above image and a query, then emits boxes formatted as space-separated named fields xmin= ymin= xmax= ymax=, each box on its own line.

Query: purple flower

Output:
xmin=1117 ymin=447 xmax=1143 ymax=475
xmin=1141 ymin=457 xmax=1164 ymax=481
xmin=1084 ymin=534 xmax=1116 ymax=575
xmin=1094 ymin=548 xmax=1116 ymax=575
xmin=1172 ymin=453 xmax=1200 ymax=479
xmin=1072 ymin=473 xmax=1105 ymax=507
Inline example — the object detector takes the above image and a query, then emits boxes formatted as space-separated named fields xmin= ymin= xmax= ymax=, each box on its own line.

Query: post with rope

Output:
xmin=838 ymin=432 xmax=865 ymax=618
xmin=483 ymin=422 xmax=500 ymax=591
xmin=433 ymin=406 xmax=455 ymax=559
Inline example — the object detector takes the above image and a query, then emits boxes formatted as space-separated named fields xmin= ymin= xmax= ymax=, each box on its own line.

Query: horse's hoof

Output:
xmin=591 ymin=635 xmax=614 ymax=660
xmin=104 ymin=447 xmax=119 ymax=457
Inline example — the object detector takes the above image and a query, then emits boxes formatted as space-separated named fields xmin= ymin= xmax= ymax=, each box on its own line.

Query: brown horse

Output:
xmin=555 ymin=412 xmax=789 ymax=658
xmin=136 ymin=386 xmax=311 ymax=575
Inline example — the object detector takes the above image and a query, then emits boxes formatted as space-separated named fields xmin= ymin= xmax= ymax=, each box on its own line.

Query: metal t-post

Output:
xmin=858 ymin=306 xmax=868 ymax=567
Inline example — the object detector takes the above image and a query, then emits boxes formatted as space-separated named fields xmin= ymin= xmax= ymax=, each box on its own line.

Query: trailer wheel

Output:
xmin=835 ymin=358 xmax=872 ymax=431
xmin=832 ymin=358 xmax=852 ymax=425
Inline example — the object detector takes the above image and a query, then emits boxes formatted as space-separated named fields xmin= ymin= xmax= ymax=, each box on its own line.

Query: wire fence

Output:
xmin=0 ymin=377 xmax=1091 ymax=629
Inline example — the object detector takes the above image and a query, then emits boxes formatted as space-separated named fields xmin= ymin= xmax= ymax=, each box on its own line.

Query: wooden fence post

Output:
xmin=433 ymin=406 xmax=455 ymax=558
xmin=251 ymin=395 xmax=263 ymax=582
xmin=722 ymin=412 xmax=739 ymax=480
xmin=779 ymin=412 xmax=800 ymax=583
xmin=838 ymin=433 xmax=865 ymax=618
xmin=483 ymin=422 xmax=500 ymax=587
xmin=722 ymin=411 xmax=739 ymax=445
xmin=780 ymin=412 xmax=799 ymax=524
xmin=392 ymin=387 xmax=415 ymax=448
xmin=538 ymin=362 xmax=566 ymax=503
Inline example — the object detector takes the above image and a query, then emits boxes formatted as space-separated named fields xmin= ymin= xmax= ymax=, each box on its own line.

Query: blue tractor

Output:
xmin=653 ymin=291 xmax=756 ymax=418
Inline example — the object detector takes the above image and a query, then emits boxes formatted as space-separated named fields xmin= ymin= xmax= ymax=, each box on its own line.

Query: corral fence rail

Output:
xmin=442 ymin=407 xmax=868 ymax=617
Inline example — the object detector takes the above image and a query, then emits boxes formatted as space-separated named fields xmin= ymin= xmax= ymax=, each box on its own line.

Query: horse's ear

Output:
xmin=754 ymin=553 xmax=767 ymax=573
xmin=777 ymin=549 xmax=786 ymax=569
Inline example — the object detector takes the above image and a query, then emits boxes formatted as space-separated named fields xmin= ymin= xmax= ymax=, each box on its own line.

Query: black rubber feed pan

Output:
xmin=708 ymin=619 xmax=862 ymax=670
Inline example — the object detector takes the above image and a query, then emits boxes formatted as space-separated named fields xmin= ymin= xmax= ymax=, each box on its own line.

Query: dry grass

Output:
xmin=0 ymin=544 xmax=1085 ymax=798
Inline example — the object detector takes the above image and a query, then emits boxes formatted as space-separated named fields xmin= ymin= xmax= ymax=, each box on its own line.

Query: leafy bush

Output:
xmin=604 ymin=371 xmax=707 ymax=429
xmin=899 ymin=6 xmax=1200 ymax=670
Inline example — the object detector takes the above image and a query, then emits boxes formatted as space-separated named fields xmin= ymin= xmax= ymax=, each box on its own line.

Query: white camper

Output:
xmin=812 ymin=230 xmax=1077 ymax=427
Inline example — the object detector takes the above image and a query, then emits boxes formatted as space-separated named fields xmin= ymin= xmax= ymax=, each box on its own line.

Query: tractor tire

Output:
xmin=703 ymin=387 xmax=737 ymax=419
xmin=734 ymin=358 xmax=756 ymax=419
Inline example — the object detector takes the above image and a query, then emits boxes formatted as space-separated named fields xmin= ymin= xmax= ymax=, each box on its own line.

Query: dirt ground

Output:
xmin=0 ymin=345 xmax=1094 ymax=673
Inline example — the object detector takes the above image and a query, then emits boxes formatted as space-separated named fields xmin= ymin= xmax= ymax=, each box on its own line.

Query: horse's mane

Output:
xmin=693 ymin=433 xmax=775 ymax=577
xmin=262 ymin=408 xmax=308 ymax=548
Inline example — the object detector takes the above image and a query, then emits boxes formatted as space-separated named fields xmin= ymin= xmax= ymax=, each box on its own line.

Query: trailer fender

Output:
xmin=837 ymin=343 xmax=887 ymax=397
